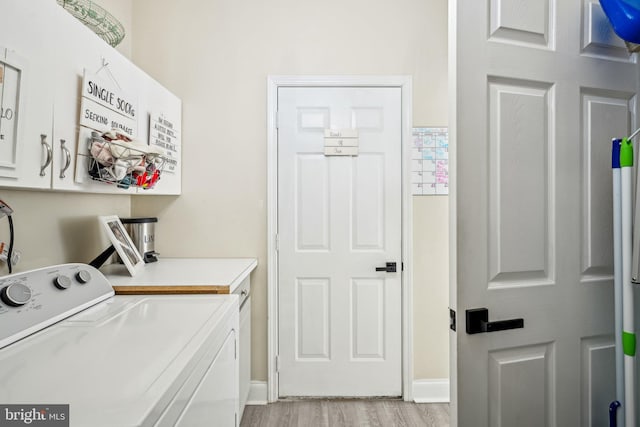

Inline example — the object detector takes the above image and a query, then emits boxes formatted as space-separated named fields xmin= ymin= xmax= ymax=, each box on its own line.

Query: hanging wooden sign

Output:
xmin=79 ymin=70 xmax=138 ymax=137
xmin=323 ymin=129 xmax=359 ymax=156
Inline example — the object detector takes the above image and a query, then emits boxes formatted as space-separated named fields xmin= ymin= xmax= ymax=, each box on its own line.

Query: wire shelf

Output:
xmin=86 ymin=131 xmax=165 ymax=190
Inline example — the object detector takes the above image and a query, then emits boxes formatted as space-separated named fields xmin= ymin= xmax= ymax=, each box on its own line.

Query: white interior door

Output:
xmin=277 ymin=86 xmax=402 ymax=396
xmin=452 ymin=0 xmax=639 ymax=426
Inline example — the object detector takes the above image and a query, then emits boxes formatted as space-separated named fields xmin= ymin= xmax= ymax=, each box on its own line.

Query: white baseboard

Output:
xmin=412 ymin=379 xmax=450 ymax=403
xmin=246 ymin=381 xmax=268 ymax=405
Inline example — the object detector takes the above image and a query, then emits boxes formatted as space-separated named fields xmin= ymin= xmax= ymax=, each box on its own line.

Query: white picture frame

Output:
xmin=99 ymin=215 xmax=144 ymax=276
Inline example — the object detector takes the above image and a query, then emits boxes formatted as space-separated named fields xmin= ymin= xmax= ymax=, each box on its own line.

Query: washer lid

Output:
xmin=0 ymin=294 xmax=238 ymax=427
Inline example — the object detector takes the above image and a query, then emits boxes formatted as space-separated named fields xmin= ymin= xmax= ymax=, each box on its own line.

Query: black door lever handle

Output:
xmin=375 ymin=262 xmax=397 ymax=273
xmin=465 ymin=308 xmax=524 ymax=334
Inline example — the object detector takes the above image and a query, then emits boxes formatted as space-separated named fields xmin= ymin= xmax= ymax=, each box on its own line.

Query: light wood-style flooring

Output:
xmin=240 ymin=399 xmax=449 ymax=427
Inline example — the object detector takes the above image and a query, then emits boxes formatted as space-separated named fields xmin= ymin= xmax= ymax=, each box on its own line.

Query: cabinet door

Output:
xmin=239 ymin=296 xmax=251 ymax=419
xmin=0 ymin=0 xmax=54 ymax=189
xmin=174 ymin=331 xmax=238 ymax=427
xmin=51 ymin=4 xmax=137 ymax=193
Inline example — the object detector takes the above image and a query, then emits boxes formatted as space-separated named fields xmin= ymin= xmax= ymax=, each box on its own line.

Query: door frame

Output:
xmin=266 ymin=75 xmax=414 ymax=401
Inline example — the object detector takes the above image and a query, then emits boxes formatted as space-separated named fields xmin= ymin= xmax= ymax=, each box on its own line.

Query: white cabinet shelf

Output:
xmin=0 ymin=0 xmax=182 ymax=195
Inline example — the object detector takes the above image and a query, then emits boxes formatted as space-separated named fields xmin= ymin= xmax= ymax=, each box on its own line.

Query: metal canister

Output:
xmin=120 ymin=217 xmax=158 ymax=263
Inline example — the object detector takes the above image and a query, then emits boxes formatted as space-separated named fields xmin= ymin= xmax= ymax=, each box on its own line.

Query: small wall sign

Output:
xmin=324 ymin=129 xmax=359 ymax=156
xmin=0 ymin=56 xmax=23 ymax=175
xmin=149 ymin=112 xmax=181 ymax=174
xmin=79 ymin=70 xmax=138 ymax=137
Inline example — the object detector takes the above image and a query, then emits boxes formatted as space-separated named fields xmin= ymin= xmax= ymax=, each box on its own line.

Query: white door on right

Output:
xmin=452 ymin=0 xmax=638 ymax=426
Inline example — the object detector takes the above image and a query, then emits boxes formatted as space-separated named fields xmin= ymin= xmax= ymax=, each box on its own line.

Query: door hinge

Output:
xmin=449 ymin=308 xmax=456 ymax=332
xmin=275 ymin=234 xmax=279 ymax=252
xmin=402 ymin=262 xmax=404 ymax=271
xmin=276 ymin=355 xmax=280 ymax=372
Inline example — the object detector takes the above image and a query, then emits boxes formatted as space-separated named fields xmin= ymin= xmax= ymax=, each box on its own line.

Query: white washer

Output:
xmin=0 ymin=264 xmax=239 ymax=427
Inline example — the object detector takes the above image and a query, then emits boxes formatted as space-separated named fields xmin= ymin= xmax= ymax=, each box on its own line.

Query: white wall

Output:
xmin=129 ymin=0 xmax=450 ymax=383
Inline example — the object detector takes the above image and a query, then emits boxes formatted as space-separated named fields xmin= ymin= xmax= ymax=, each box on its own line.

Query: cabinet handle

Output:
xmin=59 ymin=139 xmax=71 ymax=179
xmin=40 ymin=134 xmax=52 ymax=177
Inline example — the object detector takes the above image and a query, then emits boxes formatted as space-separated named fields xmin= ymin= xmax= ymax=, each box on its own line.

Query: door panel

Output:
xmin=351 ymin=278 xmax=385 ymax=359
xmin=580 ymin=336 xmax=616 ymax=426
xmin=278 ymin=87 xmax=401 ymax=396
xmin=488 ymin=78 xmax=553 ymax=286
xmin=297 ymin=278 xmax=330 ymax=359
xmin=352 ymin=154 xmax=385 ymax=250
xmin=453 ymin=0 xmax=638 ymax=425
xmin=296 ymin=155 xmax=330 ymax=251
xmin=581 ymin=91 xmax=634 ymax=281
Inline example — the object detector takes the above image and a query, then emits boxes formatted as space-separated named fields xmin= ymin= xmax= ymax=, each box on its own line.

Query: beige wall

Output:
xmin=412 ymin=196 xmax=449 ymax=379
xmin=0 ymin=190 xmax=130 ymax=275
xmin=129 ymin=0 xmax=450 ymax=382
xmin=104 ymin=0 xmax=133 ymax=58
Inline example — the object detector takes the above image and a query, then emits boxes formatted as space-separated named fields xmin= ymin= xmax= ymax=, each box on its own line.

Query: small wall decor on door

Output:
xmin=323 ymin=129 xmax=359 ymax=156
xmin=411 ymin=127 xmax=448 ymax=195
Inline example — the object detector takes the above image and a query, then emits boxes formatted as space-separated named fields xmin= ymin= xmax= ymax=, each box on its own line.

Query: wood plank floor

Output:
xmin=240 ymin=400 xmax=450 ymax=427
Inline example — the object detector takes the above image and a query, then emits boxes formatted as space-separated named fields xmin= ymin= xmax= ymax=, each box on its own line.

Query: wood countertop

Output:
xmin=100 ymin=258 xmax=258 ymax=295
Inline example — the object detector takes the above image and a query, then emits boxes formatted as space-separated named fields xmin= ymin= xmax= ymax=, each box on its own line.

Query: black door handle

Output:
xmin=375 ymin=262 xmax=397 ymax=273
xmin=465 ymin=308 xmax=524 ymax=334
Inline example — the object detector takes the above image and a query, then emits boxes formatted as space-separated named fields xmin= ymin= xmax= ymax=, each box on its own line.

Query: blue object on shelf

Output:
xmin=600 ymin=0 xmax=640 ymax=44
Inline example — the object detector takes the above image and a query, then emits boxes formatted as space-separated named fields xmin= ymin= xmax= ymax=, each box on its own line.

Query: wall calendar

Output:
xmin=411 ymin=127 xmax=448 ymax=195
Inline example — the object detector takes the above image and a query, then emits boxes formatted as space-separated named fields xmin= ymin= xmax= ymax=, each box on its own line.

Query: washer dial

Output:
xmin=53 ymin=275 xmax=72 ymax=290
xmin=76 ymin=270 xmax=92 ymax=284
xmin=1 ymin=283 xmax=32 ymax=307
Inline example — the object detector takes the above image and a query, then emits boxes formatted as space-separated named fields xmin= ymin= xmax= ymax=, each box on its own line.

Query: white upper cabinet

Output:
xmin=0 ymin=0 xmax=55 ymax=189
xmin=133 ymin=70 xmax=182 ymax=195
xmin=0 ymin=0 xmax=182 ymax=195
xmin=51 ymin=4 xmax=136 ymax=193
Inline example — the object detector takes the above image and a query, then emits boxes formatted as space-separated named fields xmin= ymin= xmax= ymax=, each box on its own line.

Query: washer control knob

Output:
xmin=1 ymin=283 xmax=32 ymax=307
xmin=53 ymin=275 xmax=72 ymax=290
xmin=75 ymin=270 xmax=91 ymax=284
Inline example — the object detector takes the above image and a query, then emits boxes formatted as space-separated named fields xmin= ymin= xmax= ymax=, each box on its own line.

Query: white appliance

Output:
xmin=0 ymin=263 xmax=239 ymax=427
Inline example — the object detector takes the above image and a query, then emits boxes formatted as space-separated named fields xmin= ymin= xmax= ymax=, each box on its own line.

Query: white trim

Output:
xmin=412 ymin=379 xmax=450 ymax=403
xmin=267 ymin=75 xmax=414 ymax=402
xmin=246 ymin=381 xmax=268 ymax=405
xmin=267 ymin=76 xmax=279 ymax=403
xmin=448 ymin=0 xmax=459 ymax=425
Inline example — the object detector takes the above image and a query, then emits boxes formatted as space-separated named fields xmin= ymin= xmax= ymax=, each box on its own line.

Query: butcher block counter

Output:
xmin=100 ymin=258 xmax=258 ymax=294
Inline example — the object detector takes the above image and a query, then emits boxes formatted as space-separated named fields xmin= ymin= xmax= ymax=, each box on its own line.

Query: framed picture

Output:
xmin=99 ymin=215 xmax=144 ymax=276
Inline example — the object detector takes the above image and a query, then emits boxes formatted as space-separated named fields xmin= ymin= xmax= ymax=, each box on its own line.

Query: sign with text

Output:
xmin=149 ymin=112 xmax=180 ymax=173
xmin=79 ymin=70 xmax=137 ymax=137
xmin=0 ymin=59 xmax=21 ymax=173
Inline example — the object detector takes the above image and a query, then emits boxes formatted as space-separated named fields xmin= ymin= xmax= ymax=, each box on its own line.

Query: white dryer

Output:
xmin=0 ymin=263 xmax=239 ymax=427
